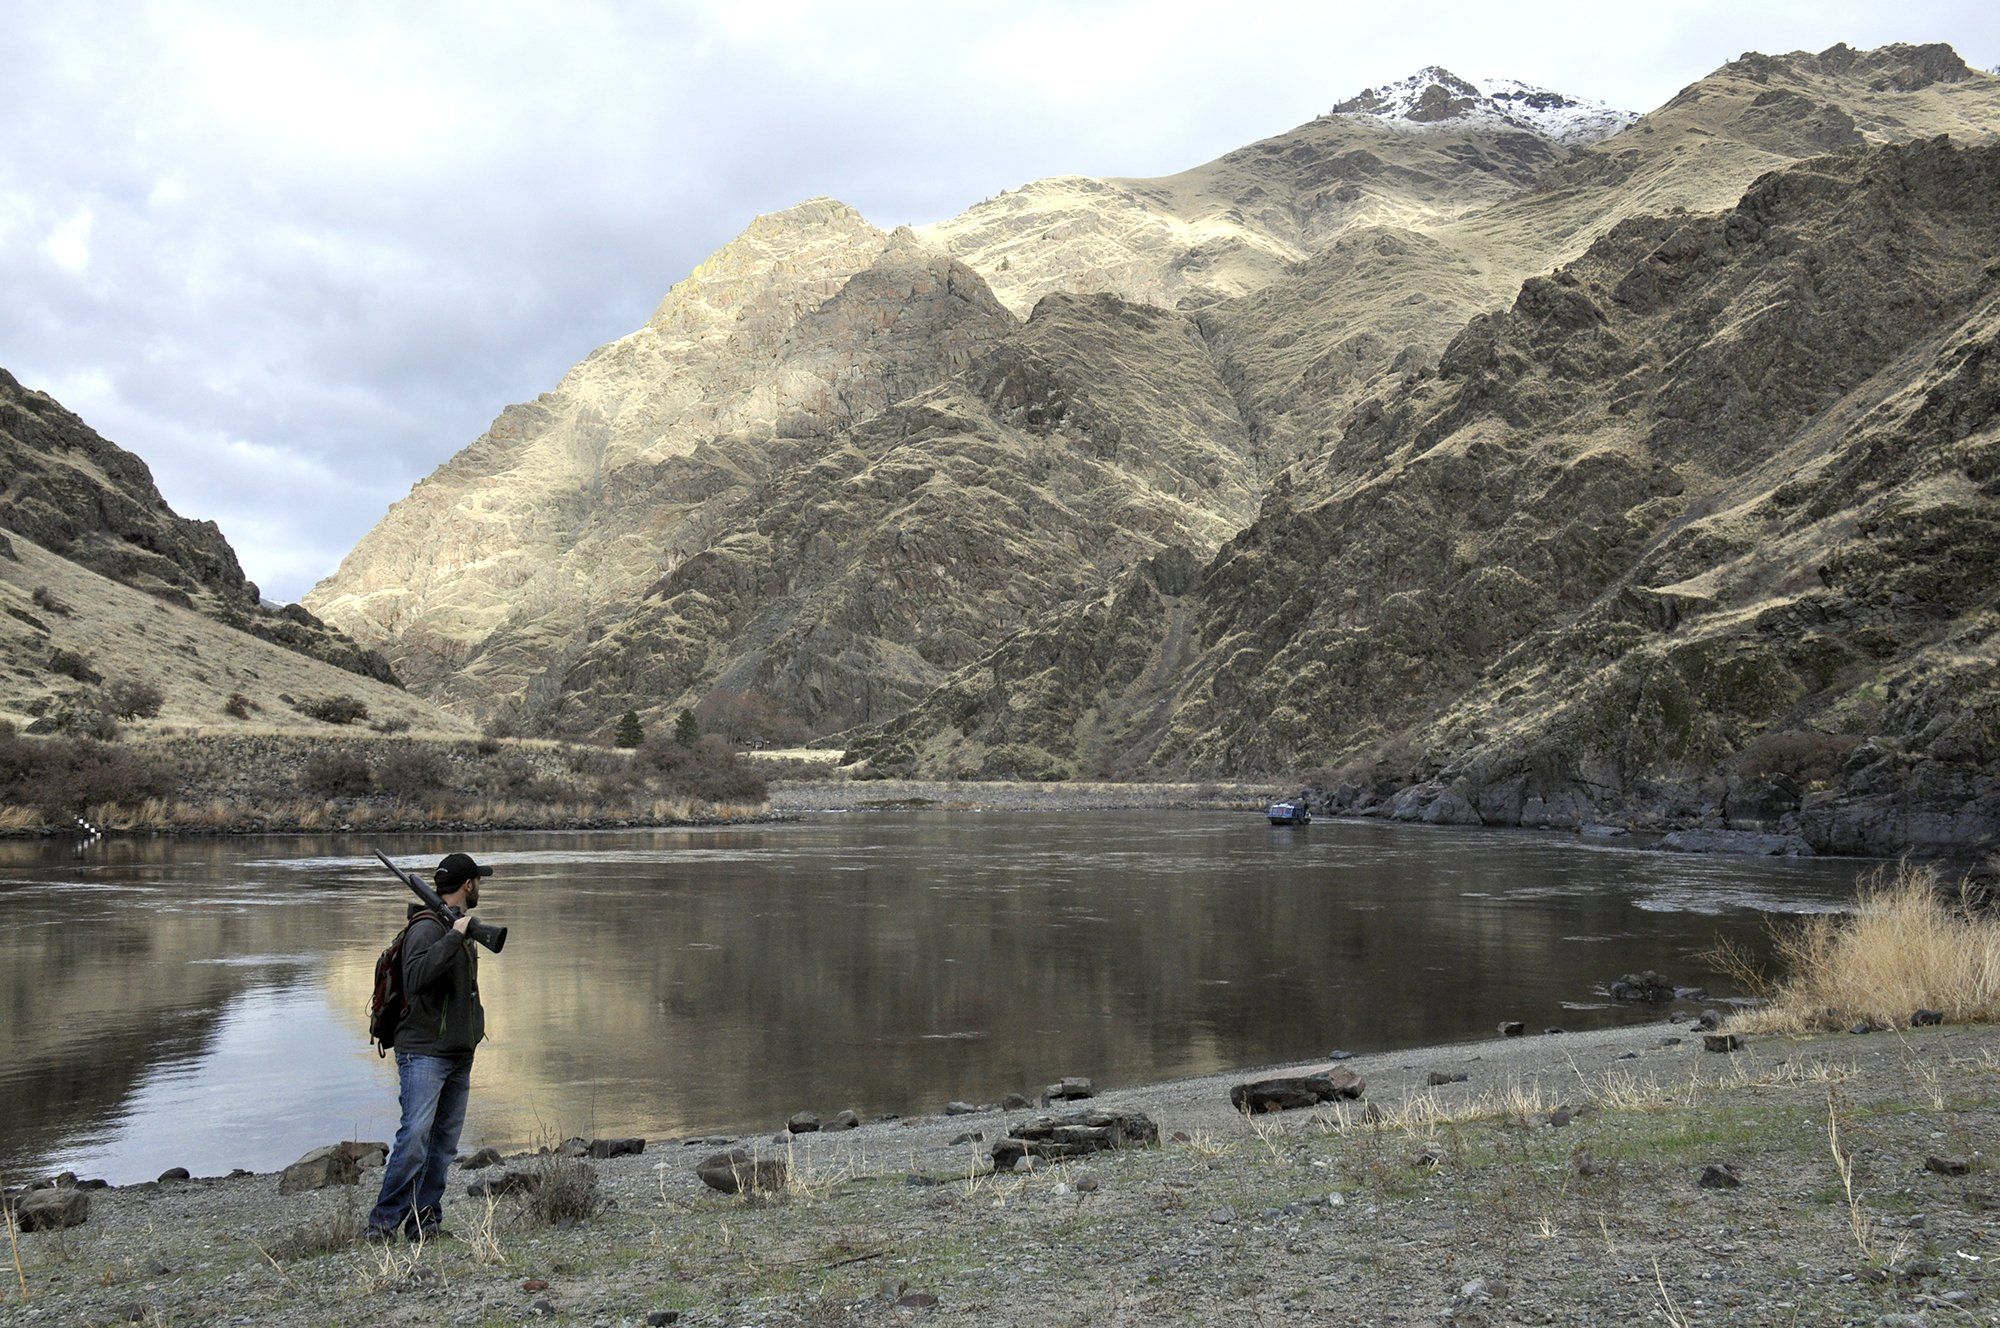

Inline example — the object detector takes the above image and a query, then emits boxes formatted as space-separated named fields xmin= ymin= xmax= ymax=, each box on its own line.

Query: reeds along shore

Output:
xmin=0 ymin=726 xmax=771 ymax=835
xmin=1727 ymin=861 xmax=2000 ymax=1035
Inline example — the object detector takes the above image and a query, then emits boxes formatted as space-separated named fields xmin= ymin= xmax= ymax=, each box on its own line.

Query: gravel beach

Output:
xmin=5 ymin=1017 xmax=1996 ymax=1326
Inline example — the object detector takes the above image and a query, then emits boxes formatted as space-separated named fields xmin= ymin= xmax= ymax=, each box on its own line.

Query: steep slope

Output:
xmin=851 ymin=138 xmax=2000 ymax=853
xmin=548 ymin=293 xmax=1258 ymax=732
xmin=0 ymin=370 xmax=398 ymax=684
xmin=1202 ymin=44 xmax=2000 ymax=464
xmin=919 ymin=68 xmax=1600 ymax=317
xmin=0 ymin=532 xmax=458 ymax=733
xmin=306 ymin=211 xmax=1017 ymax=712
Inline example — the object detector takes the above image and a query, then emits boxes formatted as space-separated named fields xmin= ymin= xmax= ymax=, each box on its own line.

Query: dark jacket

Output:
xmin=395 ymin=903 xmax=484 ymax=1056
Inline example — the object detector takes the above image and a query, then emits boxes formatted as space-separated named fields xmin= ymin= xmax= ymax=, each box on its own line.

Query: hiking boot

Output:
xmin=362 ymin=1225 xmax=401 ymax=1244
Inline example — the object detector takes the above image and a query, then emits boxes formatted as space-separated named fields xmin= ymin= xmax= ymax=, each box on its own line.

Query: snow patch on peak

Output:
xmin=1329 ymin=66 xmax=1637 ymax=145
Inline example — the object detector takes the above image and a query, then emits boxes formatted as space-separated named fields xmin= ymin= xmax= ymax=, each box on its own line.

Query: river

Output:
xmin=0 ymin=812 xmax=1873 ymax=1184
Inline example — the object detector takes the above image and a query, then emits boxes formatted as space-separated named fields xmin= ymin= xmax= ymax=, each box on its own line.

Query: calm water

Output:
xmin=0 ymin=813 xmax=1873 ymax=1184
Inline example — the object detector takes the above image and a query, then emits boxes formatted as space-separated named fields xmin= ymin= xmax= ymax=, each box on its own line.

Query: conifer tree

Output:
xmin=615 ymin=709 xmax=645 ymax=748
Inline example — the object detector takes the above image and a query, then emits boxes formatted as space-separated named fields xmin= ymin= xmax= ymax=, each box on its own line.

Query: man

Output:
xmin=365 ymin=851 xmax=492 ymax=1241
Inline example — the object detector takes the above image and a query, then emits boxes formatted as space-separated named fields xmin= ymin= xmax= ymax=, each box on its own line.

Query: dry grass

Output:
xmin=1730 ymin=863 xmax=2000 ymax=1034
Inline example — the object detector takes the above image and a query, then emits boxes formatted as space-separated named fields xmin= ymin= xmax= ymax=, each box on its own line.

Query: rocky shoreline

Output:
xmin=6 ymin=1017 xmax=1995 ymax=1325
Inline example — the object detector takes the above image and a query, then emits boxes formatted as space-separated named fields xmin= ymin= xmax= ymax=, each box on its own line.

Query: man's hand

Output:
xmin=452 ymin=915 xmax=471 ymax=936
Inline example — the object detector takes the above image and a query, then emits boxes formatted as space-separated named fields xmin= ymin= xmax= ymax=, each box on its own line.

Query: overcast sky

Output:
xmin=4 ymin=1 xmax=1995 ymax=601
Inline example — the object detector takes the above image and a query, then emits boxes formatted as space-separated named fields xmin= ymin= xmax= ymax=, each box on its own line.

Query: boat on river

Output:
xmin=1266 ymin=798 xmax=1311 ymax=826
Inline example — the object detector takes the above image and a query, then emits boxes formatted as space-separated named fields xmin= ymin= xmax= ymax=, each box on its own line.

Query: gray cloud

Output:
xmin=3 ymin=0 xmax=1994 ymax=600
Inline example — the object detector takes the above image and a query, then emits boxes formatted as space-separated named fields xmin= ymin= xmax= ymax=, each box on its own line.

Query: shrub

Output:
xmin=377 ymin=746 xmax=449 ymax=800
xmin=102 ymin=678 xmax=165 ymax=720
xmin=1728 ymin=864 xmax=2000 ymax=1034
xmin=301 ymin=750 xmax=373 ymax=797
xmin=30 ymin=586 xmax=72 ymax=616
xmin=673 ymin=709 xmax=700 ymax=748
xmin=695 ymin=690 xmax=806 ymax=747
xmin=0 ymin=727 xmax=174 ymax=818
xmin=524 ymin=1153 xmax=602 ymax=1226
xmin=474 ymin=736 xmax=502 ymax=757
xmin=373 ymin=717 xmax=412 ymax=735
xmin=223 ymin=691 xmax=254 ymax=719
xmin=637 ymin=733 xmax=767 ymax=804
xmin=296 ymin=695 xmax=371 ymax=726
xmin=47 ymin=647 xmax=101 ymax=684
xmin=1735 ymin=729 xmax=1862 ymax=785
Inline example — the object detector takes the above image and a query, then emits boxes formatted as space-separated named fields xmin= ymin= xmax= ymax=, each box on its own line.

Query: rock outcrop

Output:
xmin=0 ymin=371 xmax=397 ymax=684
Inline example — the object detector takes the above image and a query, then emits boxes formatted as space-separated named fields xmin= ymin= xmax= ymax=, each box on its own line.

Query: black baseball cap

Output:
xmin=434 ymin=852 xmax=494 ymax=890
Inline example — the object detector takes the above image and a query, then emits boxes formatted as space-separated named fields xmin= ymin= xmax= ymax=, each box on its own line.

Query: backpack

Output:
xmin=368 ymin=911 xmax=447 ymax=1056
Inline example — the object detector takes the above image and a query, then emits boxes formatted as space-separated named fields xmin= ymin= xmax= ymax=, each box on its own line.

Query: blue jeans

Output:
xmin=367 ymin=1050 xmax=473 ymax=1234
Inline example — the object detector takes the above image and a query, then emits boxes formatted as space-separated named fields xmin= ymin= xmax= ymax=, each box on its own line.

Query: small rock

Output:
xmin=1703 ymin=1033 xmax=1744 ymax=1054
xmin=1543 ymin=1027 xmax=1566 ymax=1036
xmin=645 ymin=1313 xmax=680 ymax=1327
xmin=521 ymin=1278 xmax=550 ymax=1292
xmin=787 ymin=1112 xmax=822 ymax=1134
xmin=1571 ymin=1151 xmax=1598 ymax=1178
xmin=1544 ymin=1107 xmax=1573 ymax=1129
xmin=9 ymin=1187 xmax=88 ymax=1231
xmin=1000 ymin=1093 xmax=1032 ymax=1111
xmin=1075 ymin=1175 xmax=1100 ymax=1193
xmin=1011 ymin=1155 xmax=1037 ymax=1174
xmin=1925 ymin=1155 xmax=1970 ymax=1177
xmin=459 ymin=1147 xmax=504 ymax=1170
xmin=1209 ymin=1207 xmax=1236 ymax=1224
xmin=1849 ymin=1022 xmax=1875 ymax=1036
xmin=1911 ymin=1008 xmax=1945 ymax=1027
xmin=948 ymin=1131 xmax=984 ymax=1146
xmin=1411 ymin=1144 xmax=1446 ymax=1169
xmin=157 ymin=1167 xmax=191 ymax=1183
xmin=827 ymin=1110 xmax=861 ymax=1131
xmin=1459 ymin=1277 xmax=1492 ymax=1303
xmin=1426 ymin=1071 xmax=1470 ymax=1087
xmin=1693 ymin=1010 xmax=1723 ymax=1032
xmin=944 ymin=1101 xmax=979 ymax=1116
xmin=1660 ymin=1037 xmax=1683 ymax=1047
xmin=278 ymin=1145 xmax=359 ymax=1195
xmin=530 ymin=1300 xmax=556 ymax=1319
xmin=1616 ymin=1051 xmax=1639 ymax=1060
xmin=1698 ymin=1164 xmax=1742 ymax=1190
xmin=991 ymin=1109 xmax=1159 ymax=1170
xmin=467 ymin=1170 xmax=541 ymax=1199
xmin=1608 ymin=971 xmax=1674 ymax=1002
xmin=1499 ymin=1021 xmax=1525 ymax=1038
xmin=695 ymin=1148 xmax=787 ymax=1196
xmin=893 ymin=1291 xmax=939 ymax=1309
xmin=1046 ymin=1077 xmax=1097 ymax=1101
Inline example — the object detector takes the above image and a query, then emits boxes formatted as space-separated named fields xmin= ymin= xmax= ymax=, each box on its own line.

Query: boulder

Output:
xmin=277 ymin=1145 xmax=360 ymax=1195
xmin=1426 ymin=1072 xmax=1470 ymax=1087
xmin=1229 ymin=1069 xmax=1366 ymax=1114
xmin=156 ymin=1167 xmax=191 ymax=1183
xmin=1924 ymin=1155 xmax=1970 ymax=1176
xmin=1000 ymin=1093 xmax=1033 ymax=1111
xmin=787 ymin=1112 xmax=822 ymax=1134
xmin=1608 ymin=971 xmax=1675 ymax=1002
xmin=827 ymin=1110 xmax=861 ymax=1131
xmin=1911 ymin=1008 xmax=1945 ymax=1027
xmin=989 ymin=1110 xmax=1159 ymax=1171
xmin=459 ymin=1147 xmax=505 ymax=1170
xmin=1499 ymin=1021 xmax=1526 ymax=1038
xmin=695 ymin=1148 xmax=788 ymax=1196
xmin=1046 ymin=1077 xmax=1097 ymax=1102
xmin=943 ymin=1101 xmax=979 ymax=1116
xmin=1703 ymin=1033 xmax=1744 ymax=1054
xmin=588 ymin=1137 xmax=645 ymax=1159
xmin=9 ymin=1187 xmax=88 ymax=1231
xmin=1659 ymin=829 xmax=1814 ymax=857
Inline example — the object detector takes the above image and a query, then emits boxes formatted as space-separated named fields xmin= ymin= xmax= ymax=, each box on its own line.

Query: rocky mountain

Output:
xmin=852 ymin=136 xmax=2000 ymax=854
xmin=308 ymin=43 xmax=2000 ymax=840
xmin=0 ymin=370 xmax=398 ymax=685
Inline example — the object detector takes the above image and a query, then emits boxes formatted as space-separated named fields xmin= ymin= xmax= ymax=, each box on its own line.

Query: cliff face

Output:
xmin=851 ymin=137 xmax=2000 ymax=854
xmin=0 ymin=370 xmax=397 ymax=684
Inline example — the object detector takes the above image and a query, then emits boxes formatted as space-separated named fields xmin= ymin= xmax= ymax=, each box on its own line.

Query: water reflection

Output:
xmin=0 ymin=815 xmax=1869 ymax=1183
